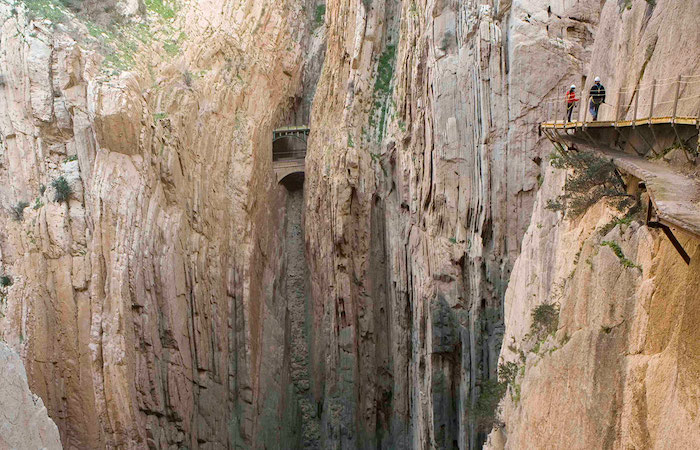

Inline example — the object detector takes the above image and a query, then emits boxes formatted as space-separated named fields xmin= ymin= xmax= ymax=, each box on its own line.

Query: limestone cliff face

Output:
xmin=305 ymin=0 xmax=699 ymax=447
xmin=0 ymin=341 xmax=62 ymax=449
xmin=487 ymin=1 xmax=700 ymax=447
xmin=0 ymin=0 xmax=320 ymax=447
xmin=487 ymin=168 xmax=700 ymax=449
xmin=304 ymin=0 xmax=602 ymax=447
xmin=0 ymin=0 xmax=698 ymax=448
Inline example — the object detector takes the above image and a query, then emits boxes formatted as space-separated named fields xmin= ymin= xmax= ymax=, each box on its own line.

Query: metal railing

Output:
xmin=273 ymin=126 xmax=310 ymax=142
xmin=272 ymin=126 xmax=309 ymax=163
xmin=541 ymin=75 xmax=700 ymax=126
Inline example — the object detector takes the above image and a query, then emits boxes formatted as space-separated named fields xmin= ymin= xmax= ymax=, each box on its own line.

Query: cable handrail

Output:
xmin=540 ymin=73 xmax=700 ymax=125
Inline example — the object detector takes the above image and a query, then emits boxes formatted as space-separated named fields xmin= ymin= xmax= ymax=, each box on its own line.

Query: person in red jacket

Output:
xmin=566 ymin=85 xmax=579 ymax=122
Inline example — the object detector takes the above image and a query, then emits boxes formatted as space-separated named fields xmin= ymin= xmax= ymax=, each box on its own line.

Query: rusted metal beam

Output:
xmin=646 ymin=198 xmax=691 ymax=265
xmin=633 ymin=86 xmax=639 ymax=127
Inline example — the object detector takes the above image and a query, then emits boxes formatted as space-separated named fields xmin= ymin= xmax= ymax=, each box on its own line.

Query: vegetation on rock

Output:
xmin=368 ymin=44 xmax=397 ymax=141
xmin=0 ymin=275 xmax=13 ymax=288
xmin=546 ymin=149 xmax=634 ymax=217
xmin=601 ymin=241 xmax=641 ymax=270
xmin=530 ymin=302 xmax=559 ymax=338
xmin=475 ymin=378 xmax=506 ymax=430
xmin=314 ymin=4 xmax=325 ymax=28
xmin=10 ymin=201 xmax=29 ymax=221
xmin=51 ymin=176 xmax=72 ymax=203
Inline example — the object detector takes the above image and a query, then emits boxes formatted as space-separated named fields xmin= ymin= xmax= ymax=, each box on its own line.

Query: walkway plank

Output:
xmin=554 ymin=136 xmax=700 ymax=239
xmin=541 ymin=117 xmax=699 ymax=129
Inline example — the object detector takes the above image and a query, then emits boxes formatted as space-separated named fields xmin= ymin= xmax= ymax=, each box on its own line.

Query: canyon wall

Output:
xmin=487 ymin=164 xmax=700 ymax=449
xmin=487 ymin=1 xmax=700 ymax=447
xmin=305 ymin=0 xmax=699 ymax=447
xmin=0 ymin=0 xmax=698 ymax=448
xmin=0 ymin=341 xmax=62 ymax=449
xmin=0 ymin=0 xmax=324 ymax=447
xmin=304 ymin=0 xmax=600 ymax=447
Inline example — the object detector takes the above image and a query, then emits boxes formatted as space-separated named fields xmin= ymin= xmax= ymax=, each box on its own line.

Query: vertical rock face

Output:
xmin=489 ymin=168 xmax=700 ymax=449
xmin=0 ymin=341 xmax=62 ymax=450
xmin=0 ymin=0 xmax=322 ymax=447
xmin=304 ymin=0 xmax=601 ymax=447
xmin=0 ymin=0 xmax=698 ymax=448
xmin=487 ymin=1 xmax=700 ymax=447
xmin=305 ymin=0 xmax=699 ymax=448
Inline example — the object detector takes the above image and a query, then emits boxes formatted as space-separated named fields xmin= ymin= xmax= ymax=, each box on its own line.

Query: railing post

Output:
xmin=556 ymin=94 xmax=561 ymax=129
xmin=633 ymin=86 xmax=639 ymax=127
xmin=649 ymin=79 xmax=656 ymax=124
xmin=615 ymin=90 xmax=621 ymax=127
xmin=583 ymin=95 xmax=589 ymax=126
xmin=672 ymin=75 xmax=681 ymax=123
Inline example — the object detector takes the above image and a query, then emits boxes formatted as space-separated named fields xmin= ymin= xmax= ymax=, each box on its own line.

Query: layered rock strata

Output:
xmin=0 ymin=0 xmax=698 ymax=448
xmin=0 ymin=0 xmax=322 ymax=447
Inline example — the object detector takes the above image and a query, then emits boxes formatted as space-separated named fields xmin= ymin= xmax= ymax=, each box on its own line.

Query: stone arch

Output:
xmin=279 ymin=170 xmax=305 ymax=190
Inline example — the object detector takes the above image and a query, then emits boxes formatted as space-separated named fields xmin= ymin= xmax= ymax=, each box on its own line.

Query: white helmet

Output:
xmin=594 ymin=76 xmax=601 ymax=82
xmin=571 ymin=84 xmax=576 ymax=89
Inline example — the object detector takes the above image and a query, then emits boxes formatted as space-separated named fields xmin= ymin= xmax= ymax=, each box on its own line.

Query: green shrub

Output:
xmin=530 ymin=303 xmax=559 ymax=337
xmin=0 ymin=275 xmax=12 ymax=288
xmin=498 ymin=361 xmax=519 ymax=386
xmin=547 ymin=149 xmax=634 ymax=217
xmin=601 ymin=241 xmax=641 ymax=270
xmin=314 ymin=4 xmax=326 ymax=28
xmin=23 ymin=0 xmax=67 ymax=23
xmin=153 ymin=112 xmax=168 ymax=123
xmin=163 ymin=40 xmax=180 ymax=56
xmin=373 ymin=45 xmax=396 ymax=97
xmin=145 ymin=0 xmax=177 ymax=20
xmin=475 ymin=378 xmax=506 ymax=430
xmin=33 ymin=197 xmax=44 ymax=210
xmin=52 ymin=176 xmax=72 ymax=203
xmin=10 ymin=201 xmax=30 ymax=221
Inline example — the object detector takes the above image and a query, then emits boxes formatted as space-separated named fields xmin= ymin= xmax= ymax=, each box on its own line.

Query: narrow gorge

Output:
xmin=0 ymin=0 xmax=698 ymax=449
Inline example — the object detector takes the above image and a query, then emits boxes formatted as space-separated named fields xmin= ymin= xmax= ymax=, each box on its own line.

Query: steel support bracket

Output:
xmin=646 ymin=198 xmax=691 ymax=265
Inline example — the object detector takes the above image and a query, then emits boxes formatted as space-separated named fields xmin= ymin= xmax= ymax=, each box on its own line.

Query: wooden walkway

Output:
xmin=595 ymin=148 xmax=700 ymax=239
xmin=541 ymin=123 xmax=700 ymax=241
xmin=539 ymin=75 xmax=700 ymax=255
xmin=541 ymin=116 xmax=699 ymax=130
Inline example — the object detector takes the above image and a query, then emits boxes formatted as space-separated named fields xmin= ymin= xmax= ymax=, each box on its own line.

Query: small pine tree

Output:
xmin=547 ymin=149 xmax=633 ymax=217
xmin=530 ymin=303 xmax=560 ymax=338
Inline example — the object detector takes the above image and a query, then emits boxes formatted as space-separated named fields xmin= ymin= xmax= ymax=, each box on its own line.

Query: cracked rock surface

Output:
xmin=0 ymin=342 xmax=62 ymax=450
